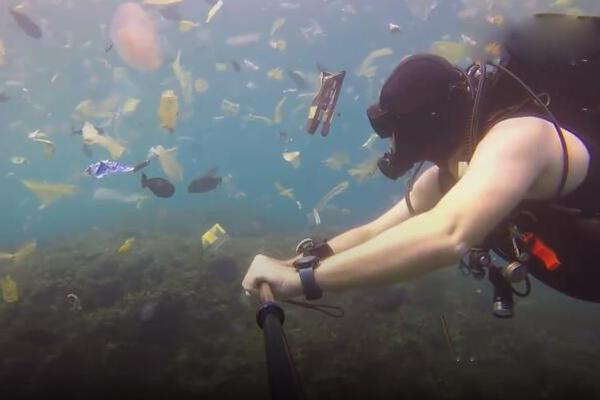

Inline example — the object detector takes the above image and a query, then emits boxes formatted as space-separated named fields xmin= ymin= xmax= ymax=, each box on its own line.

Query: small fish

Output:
xmin=141 ymin=173 xmax=175 ymax=198
xmin=105 ymin=42 xmax=113 ymax=53
xmin=286 ymin=69 xmax=309 ymax=89
xmin=231 ymin=60 xmax=241 ymax=72
xmin=0 ymin=92 xmax=10 ymax=103
xmin=188 ymin=168 xmax=222 ymax=193
xmin=9 ymin=8 xmax=42 ymax=38
xmin=117 ymin=237 xmax=135 ymax=254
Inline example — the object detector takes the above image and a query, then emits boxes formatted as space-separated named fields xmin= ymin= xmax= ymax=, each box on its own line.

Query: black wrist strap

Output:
xmin=298 ymin=267 xmax=322 ymax=300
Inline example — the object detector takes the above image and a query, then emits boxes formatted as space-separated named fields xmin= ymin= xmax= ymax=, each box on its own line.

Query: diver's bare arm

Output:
xmin=326 ymin=165 xmax=443 ymax=254
xmin=314 ymin=118 xmax=552 ymax=290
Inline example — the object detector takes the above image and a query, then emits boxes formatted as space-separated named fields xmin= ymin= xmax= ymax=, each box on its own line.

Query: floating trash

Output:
xmin=202 ymin=223 xmax=229 ymax=250
xmin=1 ymin=275 xmax=18 ymax=303
xmin=117 ymin=237 xmax=135 ymax=254
xmin=66 ymin=293 xmax=82 ymax=311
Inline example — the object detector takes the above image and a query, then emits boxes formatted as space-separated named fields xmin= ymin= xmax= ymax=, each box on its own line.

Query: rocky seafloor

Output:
xmin=1 ymin=227 xmax=600 ymax=400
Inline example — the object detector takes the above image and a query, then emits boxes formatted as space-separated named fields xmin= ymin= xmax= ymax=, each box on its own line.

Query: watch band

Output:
xmin=298 ymin=267 xmax=322 ymax=300
xmin=294 ymin=255 xmax=323 ymax=300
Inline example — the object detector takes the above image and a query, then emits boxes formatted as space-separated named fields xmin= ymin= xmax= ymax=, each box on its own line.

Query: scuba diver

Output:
xmin=242 ymin=14 xmax=600 ymax=318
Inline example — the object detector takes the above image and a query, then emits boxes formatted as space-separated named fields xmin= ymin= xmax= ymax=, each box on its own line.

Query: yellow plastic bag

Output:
xmin=1 ymin=275 xmax=18 ymax=303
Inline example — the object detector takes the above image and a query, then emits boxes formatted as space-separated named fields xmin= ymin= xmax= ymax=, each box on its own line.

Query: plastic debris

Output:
xmin=117 ymin=237 xmax=135 ymax=254
xmin=172 ymin=51 xmax=193 ymax=103
xmin=206 ymin=0 xmax=224 ymax=23
xmin=269 ymin=39 xmax=287 ymax=51
xmin=356 ymin=48 xmax=393 ymax=78
xmin=0 ymin=241 xmax=36 ymax=264
xmin=122 ymin=97 xmax=140 ymax=115
xmin=10 ymin=156 xmax=28 ymax=165
xmin=245 ymin=114 xmax=272 ymax=125
xmin=300 ymin=18 xmax=324 ymax=42
xmin=13 ymin=241 xmax=36 ymax=265
xmin=323 ymin=151 xmax=350 ymax=171
xmin=148 ymin=145 xmax=183 ymax=182
xmin=66 ymin=293 xmax=82 ymax=311
xmin=178 ymin=20 xmax=199 ymax=32
xmin=431 ymin=41 xmax=471 ymax=64
xmin=274 ymin=181 xmax=295 ymax=201
xmin=21 ymin=180 xmax=77 ymax=210
xmin=272 ymin=96 xmax=287 ymax=124
xmin=461 ymin=34 xmax=477 ymax=46
xmin=194 ymin=78 xmax=209 ymax=93
xmin=306 ymin=70 xmax=346 ymax=136
xmin=201 ymin=223 xmax=229 ymax=249
xmin=74 ymin=96 xmax=119 ymax=119
xmin=267 ymin=68 xmax=284 ymax=80
xmin=221 ymin=99 xmax=240 ymax=116
xmin=314 ymin=181 xmax=349 ymax=213
xmin=28 ymin=130 xmax=55 ymax=159
xmin=215 ymin=62 xmax=228 ymax=72
xmin=487 ymin=14 xmax=504 ymax=27
xmin=226 ymin=32 xmax=261 ymax=47
xmin=1 ymin=275 xmax=18 ymax=303
xmin=348 ymin=159 xmax=379 ymax=182
xmin=158 ymin=90 xmax=179 ymax=133
xmin=270 ymin=17 xmax=286 ymax=36
xmin=389 ymin=23 xmax=402 ymax=34
xmin=243 ymin=59 xmax=260 ymax=71
xmin=82 ymin=122 xmax=125 ymax=159
xmin=93 ymin=187 xmax=147 ymax=208
xmin=361 ymin=132 xmax=379 ymax=150
xmin=282 ymin=151 xmax=300 ymax=169
xmin=485 ymin=42 xmax=502 ymax=58
xmin=312 ymin=208 xmax=321 ymax=225
xmin=85 ymin=160 xmax=135 ymax=178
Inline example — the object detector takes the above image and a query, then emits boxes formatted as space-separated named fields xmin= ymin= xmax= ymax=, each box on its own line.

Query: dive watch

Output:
xmin=294 ymin=255 xmax=322 ymax=300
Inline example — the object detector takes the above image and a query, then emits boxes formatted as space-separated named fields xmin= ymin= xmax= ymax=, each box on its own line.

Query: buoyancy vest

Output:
xmin=436 ymin=14 xmax=600 ymax=302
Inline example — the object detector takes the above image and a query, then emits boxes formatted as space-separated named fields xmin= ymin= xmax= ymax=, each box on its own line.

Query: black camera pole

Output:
xmin=256 ymin=283 xmax=306 ymax=400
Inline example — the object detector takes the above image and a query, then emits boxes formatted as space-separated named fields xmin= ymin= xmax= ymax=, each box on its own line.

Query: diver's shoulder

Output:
xmin=475 ymin=116 xmax=556 ymax=165
xmin=484 ymin=116 xmax=557 ymax=148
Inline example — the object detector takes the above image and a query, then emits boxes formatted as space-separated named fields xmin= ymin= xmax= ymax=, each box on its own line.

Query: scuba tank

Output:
xmin=458 ymin=14 xmax=600 ymax=317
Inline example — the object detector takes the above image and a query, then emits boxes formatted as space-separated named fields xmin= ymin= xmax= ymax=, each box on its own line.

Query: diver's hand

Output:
xmin=242 ymin=254 xmax=303 ymax=300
